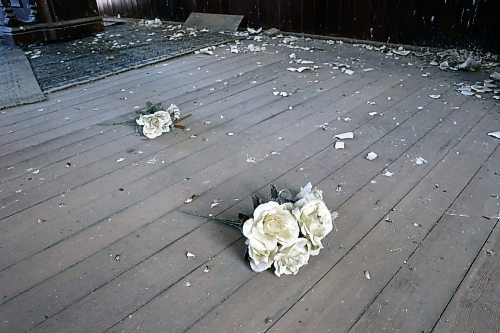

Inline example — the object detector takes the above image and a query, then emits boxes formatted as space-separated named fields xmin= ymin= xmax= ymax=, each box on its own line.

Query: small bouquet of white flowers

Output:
xmin=135 ymin=102 xmax=185 ymax=139
xmin=214 ymin=183 xmax=337 ymax=277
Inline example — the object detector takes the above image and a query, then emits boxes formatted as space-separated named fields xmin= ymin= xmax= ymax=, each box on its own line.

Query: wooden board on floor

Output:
xmin=0 ymin=47 xmax=45 ymax=110
xmin=0 ymin=33 xmax=499 ymax=333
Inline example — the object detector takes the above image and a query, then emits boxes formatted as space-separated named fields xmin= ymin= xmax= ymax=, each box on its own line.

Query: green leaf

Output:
xmin=252 ymin=194 xmax=261 ymax=210
xmin=278 ymin=188 xmax=293 ymax=204
xmin=238 ymin=212 xmax=251 ymax=222
xmin=270 ymin=184 xmax=279 ymax=201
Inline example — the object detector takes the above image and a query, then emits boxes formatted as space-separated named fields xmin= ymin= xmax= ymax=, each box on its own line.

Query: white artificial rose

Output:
xmin=273 ymin=238 xmax=311 ymax=277
xmin=294 ymin=182 xmax=324 ymax=208
xmin=246 ymin=238 xmax=278 ymax=273
xmin=243 ymin=201 xmax=300 ymax=250
xmin=136 ymin=111 xmax=173 ymax=139
xmin=293 ymin=199 xmax=333 ymax=255
xmin=167 ymin=104 xmax=181 ymax=121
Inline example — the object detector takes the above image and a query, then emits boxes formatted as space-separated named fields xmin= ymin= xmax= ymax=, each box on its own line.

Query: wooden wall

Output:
xmin=96 ymin=0 xmax=500 ymax=52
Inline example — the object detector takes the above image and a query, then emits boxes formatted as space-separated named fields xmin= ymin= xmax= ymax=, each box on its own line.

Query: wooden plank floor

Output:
xmin=0 ymin=36 xmax=499 ymax=333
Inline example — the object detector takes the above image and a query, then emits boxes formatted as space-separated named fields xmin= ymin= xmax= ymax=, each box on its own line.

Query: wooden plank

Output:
xmin=0 ymin=51 xmax=259 ymax=147
xmin=0 ymin=47 xmax=45 ymax=110
xmin=349 ymin=148 xmax=500 ymax=332
xmin=0 ymin=64 xmax=384 ymax=300
xmin=0 ymin=52 xmax=344 ymax=224
xmin=0 ymin=68 xmax=402 ymax=328
xmin=17 ymin=76 xmax=459 ymax=333
xmin=0 ymin=49 xmax=231 ymax=123
xmin=432 ymin=219 xmax=500 ymax=333
xmin=183 ymin=99 xmax=497 ymax=333
xmin=0 ymin=55 xmax=280 ymax=171
xmin=0 ymin=59 xmax=282 ymax=192
xmin=0 ymin=70 xmax=408 ymax=332
xmin=263 ymin=109 xmax=499 ymax=333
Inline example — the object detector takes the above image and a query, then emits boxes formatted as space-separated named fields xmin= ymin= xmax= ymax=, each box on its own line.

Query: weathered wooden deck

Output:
xmin=0 ymin=36 xmax=499 ymax=333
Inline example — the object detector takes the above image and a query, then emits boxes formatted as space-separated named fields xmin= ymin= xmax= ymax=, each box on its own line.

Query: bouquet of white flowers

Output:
xmin=214 ymin=183 xmax=337 ymax=277
xmin=135 ymin=102 xmax=183 ymax=139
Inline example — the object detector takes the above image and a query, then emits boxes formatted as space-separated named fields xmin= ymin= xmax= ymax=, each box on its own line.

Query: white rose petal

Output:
xmin=274 ymin=238 xmax=311 ymax=277
xmin=246 ymin=237 xmax=279 ymax=272
xmin=293 ymin=199 xmax=333 ymax=255
xmin=294 ymin=182 xmax=324 ymax=208
xmin=243 ymin=201 xmax=300 ymax=249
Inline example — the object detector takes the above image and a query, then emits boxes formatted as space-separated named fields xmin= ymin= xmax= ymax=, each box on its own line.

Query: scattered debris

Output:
xmin=429 ymin=94 xmax=441 ymax=99
xmin=204 ymin=265 xmax=211 ymax=272
xmin=364 ymin=270 xmax=371 ymax=280
xmin=195 ymin=46 xmax=216 ymax=55
xmin=415 ymin=157 xmax=428 ymax=165
xmin=365 ymin=152 xmax=378 ymax=161
xmin=382 ymin=170 xmax=394 ymax=177
xmin=186 ymin=252 xmax=196 ymax=259
xmin=246 ymin=155 xmax=257 ymax=163
xmin=335 ymin=142 xmax=345 ymax=150
xmin=488 ymin=131 xmax=500 ymax=139
xmin=116 ymin=158 xmax=125 ymax=163
xmin=185 ymin=281 xmax=192 ymax=287
xmin=210 ymin=199 xmax=221 ymax=208
xmin=247 ymin=27 xmax=262 ymax=35
xmin=185 ymin=194 xmax=197 ymax=203
xmin=334 ymin=132 xmax=354 ymax=140
xmin=458 ymin=57 xmax=481 ymax=71
xmin=287 ymin=67 xmax=312 ymax=73
xmin=392 ymin=47 xmax=411 ymax=56
xmin=439 ymin=61 xmax=450 ymax=70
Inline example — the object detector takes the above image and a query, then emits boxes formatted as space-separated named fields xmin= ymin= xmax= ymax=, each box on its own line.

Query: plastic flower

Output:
xmin=243 ymin=201 xmax=300 ymax=251
xmin=273 ymin=238 xmax=311 ymax=277
xmin=167 ymin=104 xmax=181 ymax=121
xmin=293 ymin=199 xmax=333 ymax=255
xmin=136 ymin=110 xmax=172 ymax=139
xmin=246 ymin=238 xmax=279 ymax=272
xmin=294 ymin=182 xmax=324 ymax=208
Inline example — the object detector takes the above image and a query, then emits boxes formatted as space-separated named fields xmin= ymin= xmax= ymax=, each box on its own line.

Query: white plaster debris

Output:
xmin=247 ymin=27 xmax=262 ymax=34
xmin=230 ymin=45 xmax=239 ymax=53
xmin=392 ymin=47 xmax=411 ymax=56
xmin=382 ymin=170 xmax=394 ymax=177
xmin=335 ymin=142 xmax=345 ymax=150
xmin=344 ymin=69 xmax=354 ymax=75
xmin=287 ymin=67 xmax=312 ymax=73
xmin=334 ymin=132 xmax=354 ymax=140
xmin=246 ymin=155 xmax=257 ymax=163
xmin=365 ymin=152 xmax=378 ymax=161
xmin=363 ymin=68 xmax=375 ymax=72
xmin=368 ymin=112 xmax=378 ymax=116
xmin=487 ymin=131 xmax=500 ymax=139
xmin=439 ymin=61 xmax=450 ymax=70
xmin=116 ymin=158 xmax=125 ymax=163
xmin=415 ymin=157 xmax=428 ymax=165
xmin=195 ymin=46 xmax=215 ymax=55
xmin=210 ymin=200 xmax=221 ymax=208
xmin=429 ymin=94 xmax=441 ymax=99
xmin=186 ymin=252 xmax=196 ymax=259
xmin=364 ymin=270 xmax=371 ymax=280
